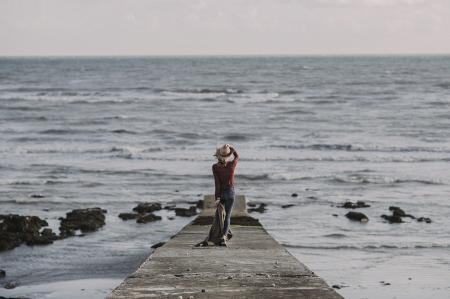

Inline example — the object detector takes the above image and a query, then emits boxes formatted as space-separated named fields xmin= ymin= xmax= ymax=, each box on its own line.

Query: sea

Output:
xmin=0 ymin=56 xmax=449 ymax=299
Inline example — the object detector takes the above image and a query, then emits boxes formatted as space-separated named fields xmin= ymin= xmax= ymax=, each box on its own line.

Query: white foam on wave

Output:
xmin=282 ymin=242 xmax=450 ymax=250
xmin=161 ymin=91 xmax=226 ymax=99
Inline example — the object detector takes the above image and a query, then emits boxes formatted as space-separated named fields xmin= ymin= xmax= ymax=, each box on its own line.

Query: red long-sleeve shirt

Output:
xmin=212 ymin=151 xmax=239 ymax=200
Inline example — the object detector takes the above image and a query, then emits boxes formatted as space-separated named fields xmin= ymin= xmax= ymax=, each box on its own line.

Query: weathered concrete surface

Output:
xmin=107 ymin=196 xmax=343 ymax=299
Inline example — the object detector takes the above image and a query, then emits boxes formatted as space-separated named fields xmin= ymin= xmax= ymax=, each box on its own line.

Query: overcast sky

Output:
xmin=1 ymin=0 xmax=449 ymax=56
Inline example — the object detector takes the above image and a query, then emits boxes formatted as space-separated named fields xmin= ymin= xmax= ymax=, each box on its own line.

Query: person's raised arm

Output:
xmin=230 ymin=146 xmax=239 ymax=167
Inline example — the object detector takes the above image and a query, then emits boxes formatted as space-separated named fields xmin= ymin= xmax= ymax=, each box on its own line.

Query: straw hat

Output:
xmin=214 ymin=144 xmax=233 ymax=160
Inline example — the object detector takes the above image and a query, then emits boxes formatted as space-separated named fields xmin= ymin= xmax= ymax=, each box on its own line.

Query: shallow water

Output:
xmin=1 ymin=56 xmax=450 ymax=298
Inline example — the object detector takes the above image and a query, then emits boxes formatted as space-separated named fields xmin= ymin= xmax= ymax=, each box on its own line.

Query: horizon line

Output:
xmin=1 ymin=52 xmax=450 ymax=59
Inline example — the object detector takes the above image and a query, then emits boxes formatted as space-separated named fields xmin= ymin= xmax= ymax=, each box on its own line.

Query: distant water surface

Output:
xmin=0 ymin=56 xmax=449 ymax=298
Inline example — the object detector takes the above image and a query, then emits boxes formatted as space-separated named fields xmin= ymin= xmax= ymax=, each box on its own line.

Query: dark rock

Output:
xmin=291 ymin=193 xmax=298 ymax=197
xmin=59 ymin=229 xmax=76 ymax=238
xmin=187 ymin=200 xmax=204 ymax=209
xmin=0 ymin=233 xmax=22 ymax=252
xmin=196 ymin=199 xmax=204 ymax=209
xmin=345 ymin=212 xmax=369 ymax=222
xmin=281 ymin=204 xmax=295 ymax=209
xmin=167 ymin=216 xmax=175 ymax=220
xmin=332 ymin=214 xmax=338 ymax=217
xmin=175 ymin=206 xmax=197 ymax=217
xmin=356 ymin=200 xmax=370 ymax=208
xmin=151 ymin=241 xmax=165 ymax=249
xmin=4 ymin=280 xmax=19 ymax=289
xmin=118 ymin=213 xmax=140 ymax=221
xmin=417 ymin=217 xmax=432 ymax=223
xmin=388 ymin=206 xmax=414 ymax=218
xmin=389 ymin=206 xmax=405 ymax=216
xmin=30 ymin=193 xmax=45 ymax=198
xmin=341 ymin=202 xmax=355 ymax=209
xmin=381 ymin=214 xmax=403 ymax=223
xmin=25 ymin=235 xmax=53 ymax=246
xmin=132 ymin=203 xmax=162 ymax=214
xmin=0 ymin=270 xmax=5 ymax=278
xmin=340 ymin=201 xmax=370 ymax=209
xmin=59 ymin=207 xmax=106 ymax=238
xmin=41 ymin=228 xmax=58 ymax=240
xmin=0 ymin=214 xmax=49 ymax=251
xmin=248 ymin=203 xmax=267 ymax=213
xmin=26 ymin=228 xmax=58 ymax=246
xmin=383 ymin=206 xmax=415 ymax=223
xmin=136 ymin=213 xmax=162 ymax=223
xmin=163 ymin=204 xmax=177 ymax=211
xmin=247 ymin=202 xmax=257 ymax=207
xmin=332 ymin=285 xmax=341 ymax=289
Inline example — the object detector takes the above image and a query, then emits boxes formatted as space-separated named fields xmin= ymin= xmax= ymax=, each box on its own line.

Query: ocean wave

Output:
xmin=278 ymin=90 xmax=300 ymax=95
xmin=237 ymin=172 xmax=444 ymax=185
xmin=67 ymin=99 xmax=136 ymax=105
xmin=280 ymin=109 xmax=315 ymax=115
xmin=110 ymin=129 xmax=138 ymax=134
xmin=158 ymin=88 xmax=243 ymax=95
xmin=177 ymin=132 xmax=209 ymax=139
xmin=0 ymin=198 xmax=121 ymax=205
xmin=223 ymin=134 xmax=251 ymax=141
xmin=428 ymin=101 xmax=449 ymax=106
xmin=330 ymin=175 xmax=443 ymax=186
xmin=103 ymin=115 xmax=130 ymax=120
xmin=270 ymin=144 xmax=450 ymax=153
xmin=37 ymin=128 xmax=142 ymax=135
xmin=237 ymin=174 xmax=270 ymax=181
xmin=283 ymin=243 xmax=450 ymax=250
xmin=0 ymin=105 xmax=46 ymax=111
xmin=242 ymin=156 xmax=450 ymax=163
xmin=38 ymin=129 xmax=94 ymax=135
xmin=305 ymin=95 xmax=340 ymax=100
xmin=2 ymin=87 xmax=71 ymax=93
xmin=161 ymin=91 xmax=225 ymax=100
xmin=237 ymin=173 xmax=316 ymax=181
xmin=43 ymin=179 xmax=105 ymax=186
xmin=22 ymin=146 xmax=165 ymax=156
xmin=323 ymin=233 xmax=347 ymax=238
xmin=7 ymin=180 xmax=35 ymax=185
xmin=272 ymin=143 xmax=355 ymax=151
xmin=44 ymin=180 xmax=73 ymax=185
xmin=1 ymin=116 xmax=48 ymax=122
xmin=435 ymin=82 xmax=450 ymax=90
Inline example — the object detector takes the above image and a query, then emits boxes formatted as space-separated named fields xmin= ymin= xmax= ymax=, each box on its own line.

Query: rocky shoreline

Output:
xmin=246 ymin=197 xmax=433 ymax=226
xmin=0 ymin=200 xmax=204 ymax=291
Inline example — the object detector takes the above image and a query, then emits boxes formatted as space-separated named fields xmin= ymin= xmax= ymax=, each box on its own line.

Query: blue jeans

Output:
xmin=220 ymin=186 xmax=235 ymax=237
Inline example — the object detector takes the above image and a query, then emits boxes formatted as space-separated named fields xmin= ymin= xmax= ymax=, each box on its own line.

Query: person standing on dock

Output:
xmin=213 ymin=144 xmax=239 ymax=246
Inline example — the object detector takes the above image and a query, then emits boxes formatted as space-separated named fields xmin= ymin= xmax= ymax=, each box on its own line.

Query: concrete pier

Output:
xmin=107 ymin=195 xmax=343 ymax=299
